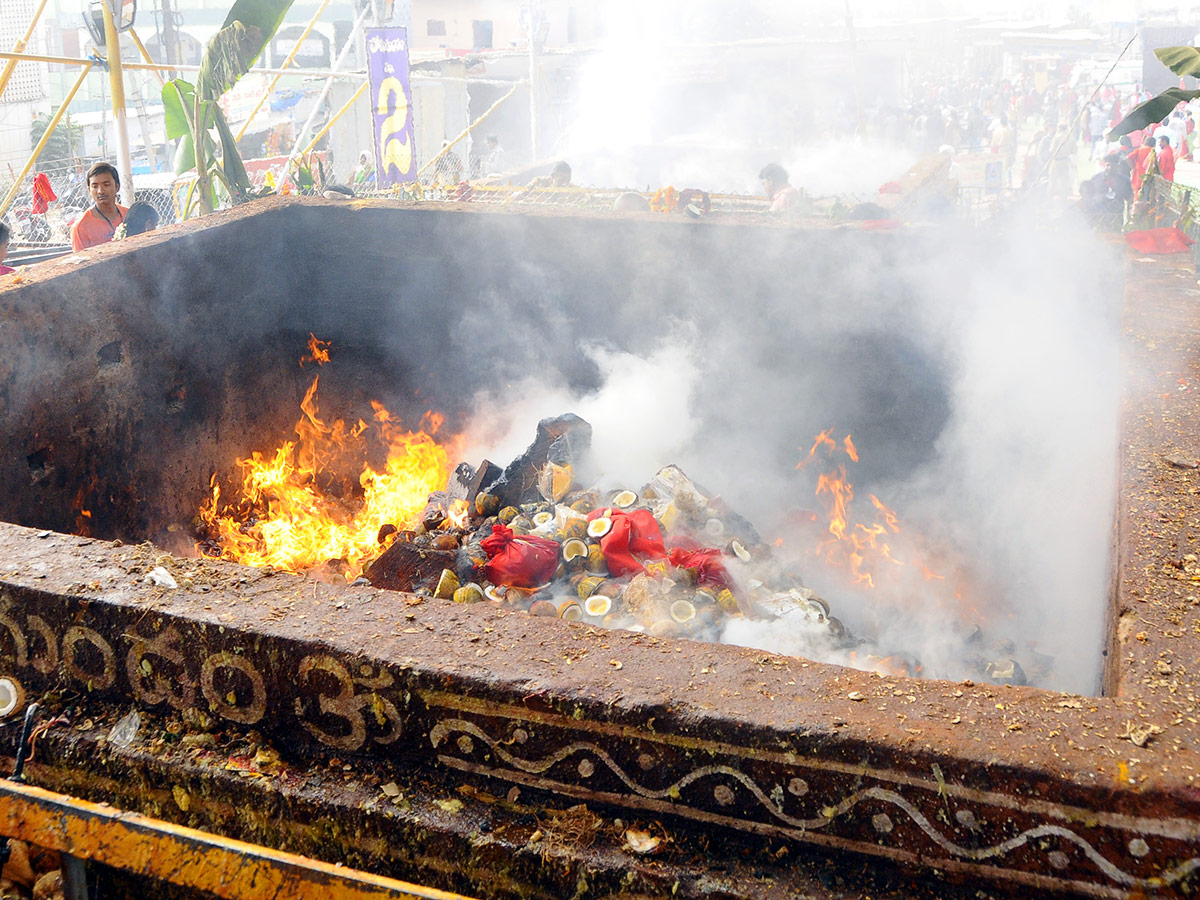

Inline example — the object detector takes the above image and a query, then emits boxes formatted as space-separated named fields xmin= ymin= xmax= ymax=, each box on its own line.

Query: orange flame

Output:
xmin=803 ymin=433 xmax=935 ymax=590
xmin=200 ymin=342 xmax=462 ymax=581
xmin=301 ymin=334 xmax=331 ymax=367
xmin=797 ymin=428 xmax=838 ymax=468
xmin=795 ymin=431 xmax=992 ymax=624
xmin=445 ymin=499 xmax=470 ymax=530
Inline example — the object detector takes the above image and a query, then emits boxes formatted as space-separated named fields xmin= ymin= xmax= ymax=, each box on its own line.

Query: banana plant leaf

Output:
xmin=293 ymin=161 xmax=315 ymax=191
xmin=162 ymin=79 xmax=195 ymax=141
xmin=173 ymin=133 xmax=196 ymax=174
xmin=198 ymin=0 xmax=296 ymax=100
xmin=220 ymin=0 xmax=295 ymax=41
xmin=1108 ymin=88 xmax=1200 ymax=139
xmin=212 ymin=104 xmax=253 ymax=200
xmin=1155 ymin=45 xmax=1200 ymax=78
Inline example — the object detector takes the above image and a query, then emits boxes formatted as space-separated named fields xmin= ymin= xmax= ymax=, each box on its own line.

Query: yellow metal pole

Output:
xmin=0 ymin=779 xmax=480 ymax=900
xmin=0 ymin=50 xmax=365 ymax=80
xmin=0 ymin=63 xmax=93 ymax=220
xmin=301 ymin=80 xmax=367 ymax=155
xmin=0 ymin=0 xmax=50 ymax=100
xmin=127 ymin=28 xmax=165 ymax=86
xmin=237 ymin=0 xmax=331 ymax=141
xmin=416 ymin=82 xmax=520 ymax=178
xmin=99 ymin=0 xmax=135 ymax=206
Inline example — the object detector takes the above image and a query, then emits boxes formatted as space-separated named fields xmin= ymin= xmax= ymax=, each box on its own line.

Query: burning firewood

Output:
xmin=364 ymin=538 xmax=458 ymax=593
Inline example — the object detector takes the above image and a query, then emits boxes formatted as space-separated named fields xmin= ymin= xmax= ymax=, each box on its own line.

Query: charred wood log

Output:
xmin=482 ymin=414 xmax=592 ymax=508
xmin=364 ymin=540 xmax=457 ymax=592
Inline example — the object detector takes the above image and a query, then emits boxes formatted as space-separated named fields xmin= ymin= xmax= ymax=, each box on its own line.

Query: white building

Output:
xmin=0 ymin=0 xmax=49 ymax=171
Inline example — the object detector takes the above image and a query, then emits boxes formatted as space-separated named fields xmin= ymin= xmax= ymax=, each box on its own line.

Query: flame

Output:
xmin=815 ymin=464 xmax=852 ymax=541
xmin=301 ymin=334 xmax=331 ymax=367
xmin=797 ymin=428 xmax=837 ymax=467
xmin=843 ymin=435 xmax=858 ymax=462
xmin=200 ymin=343 xmax=462 ymax=581
xmin=803 ymin=432 xmax=936 ymax=590
xmin=445 ymin=499 xmax=470 ymax=530
xmin=796 ymin=430 xmax=991 ymax=625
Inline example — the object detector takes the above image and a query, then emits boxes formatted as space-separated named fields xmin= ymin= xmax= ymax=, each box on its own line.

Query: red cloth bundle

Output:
xmin=480 ymin=523 xmax=560 ymax=588
xmin=587 ymin=508 xmax=667 ymax=576
xmin=1125 ymin=227 xmax=1195 ymax=254
xmin=667 ymin=546 xmax=733 ymax=591
xmin=31 ymin=173 xmax=56 ymax=214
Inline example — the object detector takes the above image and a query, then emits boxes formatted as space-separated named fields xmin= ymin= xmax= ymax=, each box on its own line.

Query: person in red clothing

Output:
xmin=1157 ymin=134 xmax=1176 ymax=182
xmin=1128 ymin=135 xmax=1156 ymax=195
xmin=70 ymin=162 xmax=127 ymax=251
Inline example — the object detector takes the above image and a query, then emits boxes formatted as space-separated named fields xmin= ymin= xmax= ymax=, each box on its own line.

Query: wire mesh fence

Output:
xmin=0 ymin=159 xmax=181 ymax=256
xmin=0 ymin=152 xmax=988 ymax=266
xmin=1140 ymin=175 xmax=1200 ymax=270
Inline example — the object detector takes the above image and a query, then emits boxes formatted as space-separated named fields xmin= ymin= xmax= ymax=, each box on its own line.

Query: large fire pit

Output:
xmin=0 ymin=198 xmax=1194 ymax=899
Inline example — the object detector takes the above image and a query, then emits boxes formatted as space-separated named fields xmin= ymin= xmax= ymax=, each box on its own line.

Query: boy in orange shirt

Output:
xmin=71 ymin=162 xmax=127 ymax=251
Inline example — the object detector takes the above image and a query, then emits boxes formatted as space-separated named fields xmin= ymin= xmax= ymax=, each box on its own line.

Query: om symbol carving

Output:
xmin=126 ymin=626 xmax=196 ymax=710
xmin=201 ymin=651 xmax=267 ymax=725
xmin=294 ymin=655 xmax=403 ymax=752
xmin=62 ymin=625 xmax=116 ymax=690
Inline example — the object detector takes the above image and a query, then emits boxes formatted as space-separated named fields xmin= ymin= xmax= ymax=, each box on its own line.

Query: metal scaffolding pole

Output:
xmin=284 ymin=4 xmax=371 ymax=171
xmin=302 ymin=80 xmax=368 ymax=156
xmin=99 ymin=0 xmax=135 ymax=206
xmin=0 ymin=63 xmax=94 ymax=219
xmin=236 ymin=0 xmax=331 ymax=141
xmin=0 ymin=49 xmax=365 ymax=79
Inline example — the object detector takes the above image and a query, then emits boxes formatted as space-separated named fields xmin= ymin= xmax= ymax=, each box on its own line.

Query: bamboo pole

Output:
xmin=0 ymin=63 xmax=93 ymax=220
xmin=416 ymin=82 xmax=521 ymax=178
xmin=100 ymin=0 xmax=134 ymax=206
xmin=0 ymin=0 xmax=50 ymax=101
xmin=127 ymin=28 xmax=165 ymax=86
xmin=0 ymin=50 xmax=365 ymax=80
xmin=302 ymin=80 xmax=367 ymax=155
xmin=284 ymin=5 xmax=372 ymax=171
xmin=237 ymin=0 xmax=331 ymax=141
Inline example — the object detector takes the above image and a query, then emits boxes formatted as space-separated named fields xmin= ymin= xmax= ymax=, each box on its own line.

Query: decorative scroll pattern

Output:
xmin=425 ymin=696 xmax=1200 ymax=897
xmin=0 ymin=587 xmax=1196 ymax=897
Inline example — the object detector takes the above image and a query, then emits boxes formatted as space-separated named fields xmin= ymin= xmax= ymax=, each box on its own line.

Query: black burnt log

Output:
xmin=482 ymin=414 xmax=592 ymax=507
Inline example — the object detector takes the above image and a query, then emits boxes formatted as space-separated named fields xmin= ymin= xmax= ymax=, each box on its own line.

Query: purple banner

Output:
xmin=366 ymin=27 xmax=415 ymax=186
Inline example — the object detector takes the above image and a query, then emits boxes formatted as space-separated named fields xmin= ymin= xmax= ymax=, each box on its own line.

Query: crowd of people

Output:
xmin=866 ymin=70 xmax=1181 ymax=199
xmin=5 ymin=64 xmax=1191 ymax=279
xmin=1076 ymin=101 xmax=1199 ymax=229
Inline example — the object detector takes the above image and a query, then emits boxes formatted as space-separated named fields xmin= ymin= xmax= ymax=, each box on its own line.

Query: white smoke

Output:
xmin=462 ymin=338 xmax=703 ymax=490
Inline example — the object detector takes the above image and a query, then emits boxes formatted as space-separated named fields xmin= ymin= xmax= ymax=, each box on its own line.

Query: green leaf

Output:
xmin=292 ymin=158 xmax=315 ymax=190
xmin=173 ymin=133 xmax=196 ymax=174
xmin=197 ymin=0 xmax=296 ymax=100
xmin=1108 ymin=88 xmax=1200 ymax=139
xmin=1154 ymin=46 xmax=1200 ymax=78
xmin=197 ymin=21 xmax=263 ymax=101
xmin=220 ymin=0 xmax=295 ymax=40
xmin=162 ymin=79 xmax=195 ymax=140
xmin=212 ymin=104 xmax=253 ymax=201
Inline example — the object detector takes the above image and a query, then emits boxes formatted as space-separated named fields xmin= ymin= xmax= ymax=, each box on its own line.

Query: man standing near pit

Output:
xmin=759 ymin=163 xmax=802 ymax=215
xmin=71 ymin=162 xmax=128 ymax=251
